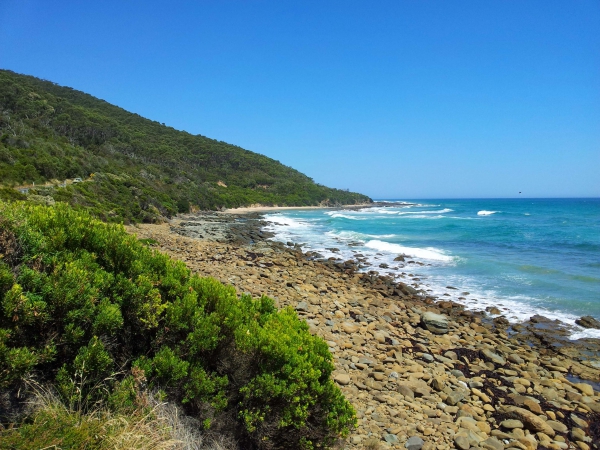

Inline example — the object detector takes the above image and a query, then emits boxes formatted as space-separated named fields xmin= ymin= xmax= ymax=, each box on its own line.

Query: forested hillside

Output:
xmin=0 ymin=70 xmax=371 ymax=222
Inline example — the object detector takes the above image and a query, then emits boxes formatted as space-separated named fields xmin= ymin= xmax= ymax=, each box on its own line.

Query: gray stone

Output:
xmin=507 ymin=354 xmax=524 ymax=364
xmin=451 ymin=369 xmax=465 ymax=378
xmin=481 ymin=348 xmax=506 ymax=365
xmin=446 ymin=390 xmax=465 ymax=406
xmin=454 ymin=435 xmax=470 ymax=450
xmin=421 ymin=311 xmax=449 ymax=334
xmin=384 ymin=433 xmax=399 ymax=444
xmin=405 ymin=436 xmax=424 ymax=450
xmin=479 ymin=437 xmax=504 ymax=450
xmin=398 ymin=384 xmax=415 ymax=400
xmin=422 ymin=353 xmax=434 ymax=363
xmin=295 ymin=301 xmax=309 ymax=312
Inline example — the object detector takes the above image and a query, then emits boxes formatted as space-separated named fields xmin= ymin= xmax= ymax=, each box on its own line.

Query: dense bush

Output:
xmin=0 ymin=70 xmax=371 ymax=222
xmin=0 ymin=202 xmax=355 ymax=449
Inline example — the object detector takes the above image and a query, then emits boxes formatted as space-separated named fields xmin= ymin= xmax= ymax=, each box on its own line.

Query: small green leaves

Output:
xmin=0 ymin=201 xmax=355 ymax=448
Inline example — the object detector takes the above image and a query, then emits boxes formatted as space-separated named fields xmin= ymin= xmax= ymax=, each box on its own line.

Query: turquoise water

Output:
xmin=262 ymin=199 xmax=600 ymax=339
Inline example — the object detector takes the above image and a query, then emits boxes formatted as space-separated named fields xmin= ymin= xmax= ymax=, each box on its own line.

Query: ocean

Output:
xmin=261 ymin=198 xmax=600 ymax=339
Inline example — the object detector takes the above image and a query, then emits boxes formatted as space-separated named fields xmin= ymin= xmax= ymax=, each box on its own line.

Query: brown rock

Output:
xmin=333 ymin=373 xmax=351 ymax=385
xmin=341 ymin=322 xmax=359 ymax=333
xmin=497 ymin=406 xmax=555 ymax=437
xmin=574 ymin=382 xmax=594 ymax=396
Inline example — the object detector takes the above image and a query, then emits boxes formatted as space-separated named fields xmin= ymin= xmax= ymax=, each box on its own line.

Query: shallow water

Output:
xmin=262 ymin=198 xmax=600 ymax=339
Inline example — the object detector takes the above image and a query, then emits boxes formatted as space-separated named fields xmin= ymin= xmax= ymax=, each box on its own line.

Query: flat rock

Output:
xmin=420 ymin=311 xmax=449 ymax=334
xmin=385 ymin=433 xmax=399 ymax=445
xmin=546 ymin=420 xmax=568 ymax=433
xmin=398 ymin=384 xmax=415 ymax=399
xmin=574 ymin=382 xmax=595 ymax=396
xmin=481 ymin=348 xmax=506 ymax=365
xmin=501 ymin=419 xmax=524 ymax=429
xmin=340 ymin=322 xmax=359 ymax=333
xmin=508 ymin=354 xmax=525 ymax=364
xmin=333 ymin=373 xmax=350 ymax=385
xmin=405 ymin=436 xmax=424 ymax=450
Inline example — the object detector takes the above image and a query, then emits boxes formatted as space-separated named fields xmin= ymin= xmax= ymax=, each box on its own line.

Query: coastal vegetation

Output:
xmin=0 ymin=70 xmax=371 ymax=223
xmin=0 ymin=202 xmax=356 ymax=448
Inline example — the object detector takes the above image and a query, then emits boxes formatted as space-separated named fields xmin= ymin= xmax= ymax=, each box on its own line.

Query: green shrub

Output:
xmin=0 ymin=201 xmax=355 ymax=448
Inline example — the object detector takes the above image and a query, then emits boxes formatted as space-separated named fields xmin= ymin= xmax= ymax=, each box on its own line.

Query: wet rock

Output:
xmin=420 ymin=311 xmax=449 ymax=334
xmin=493 ymin=316 xmax=510 ymax=328
xmin=575 ymin=315 xmax=600 ymax=329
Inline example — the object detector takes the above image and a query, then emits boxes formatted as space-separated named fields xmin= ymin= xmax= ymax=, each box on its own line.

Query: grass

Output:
xmin=0 ymin=383 xmax=234 ymax=450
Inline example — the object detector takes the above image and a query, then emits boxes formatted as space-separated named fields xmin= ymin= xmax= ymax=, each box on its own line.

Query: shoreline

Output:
xmin=127 ymin=211 xmax=600 ymax=449
xmin=223 ymin=201 xmax=412 ymax=214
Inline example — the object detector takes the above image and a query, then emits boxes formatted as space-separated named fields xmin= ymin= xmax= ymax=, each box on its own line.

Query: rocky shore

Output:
xmin=127 ymin=211 xmax=600 ymax=450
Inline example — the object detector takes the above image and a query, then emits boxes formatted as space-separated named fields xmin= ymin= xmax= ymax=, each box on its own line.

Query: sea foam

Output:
xmin=477 ymin=210 xmax=498 ymax=216
xmin=364 ymin=239 xmax=453 ymax=262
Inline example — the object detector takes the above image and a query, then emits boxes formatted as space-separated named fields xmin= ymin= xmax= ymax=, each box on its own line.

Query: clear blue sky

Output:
xmin=1 ymin=1 xmax=599 ymax=198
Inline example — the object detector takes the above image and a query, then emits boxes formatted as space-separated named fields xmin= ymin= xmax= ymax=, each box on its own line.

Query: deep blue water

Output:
xmin=262 ymin=199 xmax=600 ymax=339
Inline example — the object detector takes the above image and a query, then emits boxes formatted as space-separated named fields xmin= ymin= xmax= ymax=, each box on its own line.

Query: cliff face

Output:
xmin=0 ymin=70 xmax=371 ymax=223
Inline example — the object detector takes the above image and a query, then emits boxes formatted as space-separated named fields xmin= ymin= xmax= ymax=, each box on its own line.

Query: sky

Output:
xmin=1 ymin=0 xmax=599 ymax=199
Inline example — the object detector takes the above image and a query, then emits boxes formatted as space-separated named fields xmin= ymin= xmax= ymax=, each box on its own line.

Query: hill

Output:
xmin=0 ymin=70 xmax=371 ymax=223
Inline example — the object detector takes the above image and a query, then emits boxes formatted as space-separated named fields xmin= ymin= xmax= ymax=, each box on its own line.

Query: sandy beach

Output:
xmin=127 ymin=211 xmax=600 ymax=450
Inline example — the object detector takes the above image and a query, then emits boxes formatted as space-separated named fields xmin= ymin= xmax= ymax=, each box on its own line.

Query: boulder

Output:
xmin=420 ymin=311 xmax=449 ymax=334
xmin=497 ymin=406 xmax=555 ymax=437
xmin=575 ymin=315 xmax=600 ymax=329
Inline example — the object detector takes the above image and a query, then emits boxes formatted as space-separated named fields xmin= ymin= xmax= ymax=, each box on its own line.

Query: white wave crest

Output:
xmin=398 ymin=208 xmax=453 ymax=215
xmin=399 ymin=215 xmax=446 ymax=219
xmin=326 ymin=212 xmax=366 ymax=220
xmin=327 ymin=230 xmax=397 ymax=241
xmin=364 ymin=240 xmax=453 ymax=262
xmin=263 ymin=214 xmax=310 ymax=228
xmin=477 ymin=210 xmax=498 ymax=216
